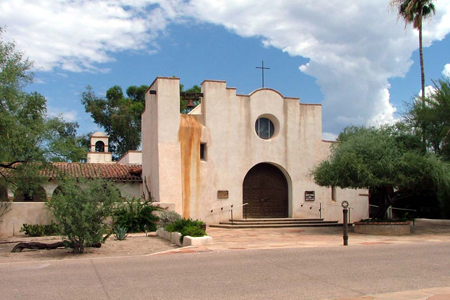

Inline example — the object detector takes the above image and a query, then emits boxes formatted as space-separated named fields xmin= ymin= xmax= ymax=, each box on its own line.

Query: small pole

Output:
xmin=231 ymin=205 xmax=234 ymax=226
xmin=319 ymin=203 xmax=322 ymax=219
xmin=341 ymin=201 xmax=349 ymax=246
xmin=348 ymin=207 xmax=351 ymax=223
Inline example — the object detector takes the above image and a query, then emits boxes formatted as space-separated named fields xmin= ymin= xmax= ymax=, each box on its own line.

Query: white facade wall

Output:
xmin=118 ymin=151 xmax=142 ymax=165
xmin=142 ymin=78 xmax=183 ymax=211
xmin=142 ymin=77 xmax=369 ymax=224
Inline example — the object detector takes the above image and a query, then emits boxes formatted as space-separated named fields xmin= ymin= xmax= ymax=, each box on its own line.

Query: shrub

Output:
xmin=113 ymin=198 xmax=162 ymax=233
xmin=179 ymin=225 xmax=206 ymax=243
xmin=47 ymin=178 xmax=120 ymax=254
xmin=20 ymin=223 xmax=60 ymax=237
xmin=163 ymin=218 xmax=206 ymax=243
xmin=157 ymin=210 xmax=182 ymax=228
xmin=164 ymin=218 xmax=205 ymax=232
xmin=114 ymin=226 xmax=128 ymax=240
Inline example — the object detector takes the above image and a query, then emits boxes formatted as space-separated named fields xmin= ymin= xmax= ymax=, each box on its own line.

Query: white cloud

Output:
xmin=444 ymin=64 xmax=450 ymax=77
xmin=322 ymin=132 xmax=337 ymax=141
xmin=47 ymin=107 xmax=78 ymax=122
xmin=185 ymin=0 xmax=450 ymax=133
xmin=418 ymin=85 xmax=437 ymax=98
xmin=0 ymin=0 xmax=187 ymax=72
xmin=2 ymin=0 xmax=450 ymax=134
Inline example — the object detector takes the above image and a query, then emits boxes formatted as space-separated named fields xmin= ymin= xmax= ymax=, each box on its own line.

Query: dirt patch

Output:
xmin=0 ymin=233 xmax=177 ymax=263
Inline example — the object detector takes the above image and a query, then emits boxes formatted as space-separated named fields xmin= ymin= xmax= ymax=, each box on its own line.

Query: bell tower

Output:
xmin=86 ymin=132 xmax=113 ymax=163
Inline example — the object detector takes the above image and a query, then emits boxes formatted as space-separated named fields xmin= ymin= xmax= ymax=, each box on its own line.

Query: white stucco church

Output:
xmin=141 ymin=77 xmax=368 ymax=224
xmin=0 ymin=76 xmax=370 ymax=236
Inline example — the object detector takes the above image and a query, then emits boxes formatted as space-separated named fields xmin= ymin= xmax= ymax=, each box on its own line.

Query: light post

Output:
xmin=341 ymin=201 xmax=349 ymax=246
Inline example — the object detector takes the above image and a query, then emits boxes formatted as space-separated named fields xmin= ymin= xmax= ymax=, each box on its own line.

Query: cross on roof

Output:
xmin=256 ymin=61 xmax=270 ymax=88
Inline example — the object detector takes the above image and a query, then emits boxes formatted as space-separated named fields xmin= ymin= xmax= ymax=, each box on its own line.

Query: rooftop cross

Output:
xmin=256 ymin=61 xmax=270 ymax=88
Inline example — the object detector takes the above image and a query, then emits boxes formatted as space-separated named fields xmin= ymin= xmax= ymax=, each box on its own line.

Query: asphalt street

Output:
xmin=1 ymin=242 xmax=449 ymax=300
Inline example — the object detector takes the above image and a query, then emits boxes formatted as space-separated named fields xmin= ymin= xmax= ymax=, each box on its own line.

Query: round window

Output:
xmin=255 ymin=117 xmax=275 ymax=139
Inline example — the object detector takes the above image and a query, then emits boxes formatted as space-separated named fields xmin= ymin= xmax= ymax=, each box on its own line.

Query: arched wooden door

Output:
xmin=243 ymin=163 xmax=288 ymax=218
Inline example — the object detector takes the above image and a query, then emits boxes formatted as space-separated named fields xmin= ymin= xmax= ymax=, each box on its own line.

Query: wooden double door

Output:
xmin=243 ymin=163 xmax=288 ymax=218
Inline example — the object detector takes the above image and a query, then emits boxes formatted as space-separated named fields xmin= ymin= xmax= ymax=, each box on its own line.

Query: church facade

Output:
xmin=141 ymin=77 xmax=368 ymax=224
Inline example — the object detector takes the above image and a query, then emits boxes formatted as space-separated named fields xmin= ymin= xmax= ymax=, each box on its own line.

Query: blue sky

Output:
xmin=1 ymin=0 xmax=450 ymax=140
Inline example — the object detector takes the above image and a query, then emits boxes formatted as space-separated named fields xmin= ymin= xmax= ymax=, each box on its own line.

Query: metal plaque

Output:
xmin=305 ymin=191 xmax=315 ymax=201
xmin=217 ymin=190 xmax=229 ymax=199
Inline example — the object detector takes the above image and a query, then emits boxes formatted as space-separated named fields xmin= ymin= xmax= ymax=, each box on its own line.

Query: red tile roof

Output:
xmin=46 ymin=163 xmax=143 ymax=182
xmin=1 ymin=162 xmax=142 ymax=182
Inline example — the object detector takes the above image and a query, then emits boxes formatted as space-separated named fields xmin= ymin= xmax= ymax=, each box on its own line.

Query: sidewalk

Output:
xmin=154 ymin=218 xmax=450 ymax=254
xmin=329 ymin=286 xmax=450 ymax=300
xmin=153 ymin=219 xmax=450 ymax=300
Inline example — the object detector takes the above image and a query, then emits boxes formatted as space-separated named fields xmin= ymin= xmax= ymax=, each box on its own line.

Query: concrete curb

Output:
xmin=415 ymin=218 xmax=450 ymax=226
xmin=156 ymin=228 xmax=213 ymax=247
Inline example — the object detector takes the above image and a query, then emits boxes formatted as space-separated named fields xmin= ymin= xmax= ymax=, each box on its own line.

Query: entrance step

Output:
xmin=230 ymin=218 xmax=325 ymax=223
xmin=209 ymin=218 xmax=343 ymax=229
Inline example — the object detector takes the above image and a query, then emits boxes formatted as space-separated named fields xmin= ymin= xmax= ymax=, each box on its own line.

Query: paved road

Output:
xmin=1 ymin=242 xmax=449 ymax=300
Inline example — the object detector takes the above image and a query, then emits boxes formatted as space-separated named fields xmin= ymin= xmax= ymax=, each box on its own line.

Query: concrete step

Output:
xmin=231 ymin=218 xmax=324 ymax=222
xmin=209 ymin=217 xmax=344 ymax=229
xmin=209 ymin=223 xmax=346 ymax=229
xmin=219 ymin=220 xmax=339 ymax=226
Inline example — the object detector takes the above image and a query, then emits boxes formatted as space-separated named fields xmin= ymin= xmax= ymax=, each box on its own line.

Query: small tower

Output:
xmin=86 ymin=132 xmax=113 ymax=163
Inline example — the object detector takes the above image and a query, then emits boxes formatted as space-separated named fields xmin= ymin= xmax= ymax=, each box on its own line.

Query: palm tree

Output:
xmin=391 ymin=0 xmax=436 ymax=102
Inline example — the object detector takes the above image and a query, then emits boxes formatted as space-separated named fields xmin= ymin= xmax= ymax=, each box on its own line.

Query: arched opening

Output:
xmin=95 ymin=141 xmax=105 ymax=152
xmin=52 ymin=186 xmax=64 ymax=198
xmin=14 ymin=186 xmax=47 ymax=202
xmin=243 ymin=163 xmax=288 ymax=218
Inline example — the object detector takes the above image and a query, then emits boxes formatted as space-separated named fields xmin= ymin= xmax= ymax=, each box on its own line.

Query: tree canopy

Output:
xmin=82 ymin=85 xmax=146 ymax=160
xmin=0 ymin=28 xmax=86 ymax=199
xmin=311 ymin=125 xmax=450 ymax=218
xmin=83 ymin=83 xmax=202 ymax=159
xmin=405 ymin=79 xmax=450 ymax=159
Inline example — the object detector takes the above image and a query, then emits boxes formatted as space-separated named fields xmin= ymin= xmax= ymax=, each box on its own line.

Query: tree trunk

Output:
xmin=419 ymin=22 xmax=425 ymax=103
xmin=11 ymin=241 xmax=101 ymax=253
xmin=419 ymin=21 xmax=427 ymax=152
xmin=373 ymin=186 xmax=394 ymax=219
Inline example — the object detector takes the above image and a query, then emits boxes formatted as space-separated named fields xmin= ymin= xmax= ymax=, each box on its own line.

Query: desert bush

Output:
xmin=164 ymin=218 xmax=206 ymax=243
xmin=20 ymin=223 xmax=60 ymax=236
xmin=113 ymin=198 xmax=162 ymax=233
xmin=157 ymin=210 xmax=182 ymax=228
xmin=179 ymin=225 xmax=206 ymax=243
xmin=114 ymin=226 xmax=128 ymax=240
xmin=47 ymin=178 xmax=120 ymax=254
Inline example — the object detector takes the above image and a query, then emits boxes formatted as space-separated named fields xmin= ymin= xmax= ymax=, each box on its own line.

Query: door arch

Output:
xmin=243 ymin=163 xmax=288 ymax=218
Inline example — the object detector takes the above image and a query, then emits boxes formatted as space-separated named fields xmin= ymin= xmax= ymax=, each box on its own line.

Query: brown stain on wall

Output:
xmin=178 ymin=115 xmax=202 ymax=218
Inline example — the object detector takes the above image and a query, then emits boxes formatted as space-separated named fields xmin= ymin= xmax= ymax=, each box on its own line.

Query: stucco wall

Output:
xmin=118 ymin=151 xmax=142 ymax=165
xmin=0 ymin=203 xmax=53 ymax=237
xmin=142 ymin=77 xmax=183 ymax=210
xmin=0 ymin=181 xmax=141 ymax=236
xmin=143 ymin=78 xmax=369 ymax=224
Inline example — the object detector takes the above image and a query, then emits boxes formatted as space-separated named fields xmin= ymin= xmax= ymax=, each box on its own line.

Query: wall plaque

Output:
xmin=217 ymin=190 xmax=229 ymax=199
xmin=305 ymin=191 xmax=315 ymax=201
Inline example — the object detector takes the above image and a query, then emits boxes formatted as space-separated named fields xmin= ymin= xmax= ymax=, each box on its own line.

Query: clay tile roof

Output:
xmin=45 ymin=163 xmax=143 ymax=182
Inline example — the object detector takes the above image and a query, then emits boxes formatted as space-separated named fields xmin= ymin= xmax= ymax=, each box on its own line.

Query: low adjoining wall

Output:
xmin=0 ymin=203 xmax=53 ymax=237
xmin=156 ymin=228 xmax=213 ymax=247
xmin=354 ymin=221 xmax=411 ymax=235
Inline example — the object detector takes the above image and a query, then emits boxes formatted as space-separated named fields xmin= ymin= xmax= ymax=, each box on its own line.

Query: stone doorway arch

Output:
xmin=243 ymin=163 xmax=288 ymax=218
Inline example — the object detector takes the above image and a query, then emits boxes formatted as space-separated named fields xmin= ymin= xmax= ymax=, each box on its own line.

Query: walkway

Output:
xmin=154 ymin=219 xmax=450 ymax=300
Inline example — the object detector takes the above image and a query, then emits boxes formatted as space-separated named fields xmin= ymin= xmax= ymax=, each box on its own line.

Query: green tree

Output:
xmin=0 ymin=28 xmax=85 ymax=206
xmin=44 ymin=118 xmax=89 ymax=162
xmin=391 ymin=0 xmax=436 ymax=101
xmin=81 ymin=85 xmax=147 ymax=160
xmin=47 ymin=177 xmax=121 ymax=254
xmin=83 ymin=83 xmax=201 ymax=158
xmin=311 ymin=126 xmax=450 ymax=218
xmin=405 ymin=78 xmax=450 ymax=159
